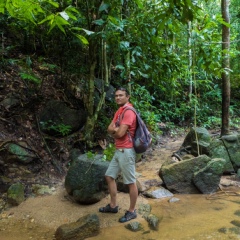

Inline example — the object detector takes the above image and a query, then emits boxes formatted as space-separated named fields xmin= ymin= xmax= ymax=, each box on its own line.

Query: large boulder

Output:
xmin=55 ymin=214 xmax=100 ymax=240
xmin=159 ymin=155 xmax=212 ymax=193
xmin=181 ymin=127 xmax=211 ymax=156
xmin=6 ymin=142 xmax=37 ymax=164
xmin=65 ymin=151 xmax=109 ymax=204
xmin=7 ymin=182 xmax=25 ymax=206
xmin=208 ymin=139 xmax=234 ymax=173
xmin=38 ymin=100 xmax=86 ymax=136
xmin=221 ymin=135 xmax=240 ymax=171
xmin=193 ymin=158 xmax=226 ymax=194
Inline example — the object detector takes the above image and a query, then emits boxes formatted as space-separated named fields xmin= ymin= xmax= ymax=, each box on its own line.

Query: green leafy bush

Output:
xmin=19 ymin=72 xmax=42 ymax=85
xmin=102 ymin=143 xmax=115 ymax=161
xmin=40 ymin=121 xmax=72 ymax=136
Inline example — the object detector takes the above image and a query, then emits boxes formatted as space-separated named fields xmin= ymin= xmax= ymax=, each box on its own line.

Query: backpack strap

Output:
xmin=120 ymin=107 xmax=138 ymax=142
xmin=121 ymin=107 xmax=137 ymax=119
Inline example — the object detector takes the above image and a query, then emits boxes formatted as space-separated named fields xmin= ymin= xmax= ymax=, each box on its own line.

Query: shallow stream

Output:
xmin=1 ymin=137 xmax=240 ymax=240
xmin=1 ymin=190 xmax=240 ymax=240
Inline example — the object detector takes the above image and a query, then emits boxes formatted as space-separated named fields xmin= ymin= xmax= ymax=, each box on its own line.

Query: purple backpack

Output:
xmin=122 ymin=107 xmax=152 ymax=154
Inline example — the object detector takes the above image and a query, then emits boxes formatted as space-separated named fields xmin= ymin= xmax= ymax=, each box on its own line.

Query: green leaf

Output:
xmin=108 ymin=15 xmax=119 ymax=25
xmin=66 ymin=6 xmax=79 ymax=14
xmin=48 ymin=21 xmax=56 ymax=33
xmin=56 ymin=21 xmax=66 ymax=34
xmin=0 ymin=0 xmax=5 ymax=13
xmin=115 ymin=65 xmax=125 ymax=70
xmin=120 ymin=41 xmax=130 ymax=50
xmin=92 ymin=19 xmax=105 ymax=26
xmin=38 ymin=14 xmax=54 ymax=25
xmin=65 ymin=10 xmax=77 ymax=20
xmin=19 ymin=72 xmax=41 ymax=85
xmin=56 ymin=15 xmax=70 ymax=26
xmin=60 ymin=11 xmax=69 ymax=21
xmin=47 ymin=0 xmax=59 ymax=8
xmin=138 ymin=70 xmax=149 ymax=78
xmin=81 ymin=28 xmax=94 ymax=35
xmin=71 ymin=27 xmax=82 ymax=31
xmin=99 ymin=3 xmax=109 ymax=12
xmin=74 ymin=34 xmax=89 ymax=45
xmin=134 ymin=0 xmax=143 ymax=9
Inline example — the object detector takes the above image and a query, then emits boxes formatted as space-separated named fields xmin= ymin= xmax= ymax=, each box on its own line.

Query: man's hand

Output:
xmin=98 ymin=139 xmax=107 ymax=149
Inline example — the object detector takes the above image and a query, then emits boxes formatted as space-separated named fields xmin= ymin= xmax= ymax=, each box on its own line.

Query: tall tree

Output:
xmin=221 ymin=0 xmax=231 ymax=135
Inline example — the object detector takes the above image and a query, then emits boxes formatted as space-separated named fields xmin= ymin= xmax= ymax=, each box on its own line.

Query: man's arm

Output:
xmin=107 ymin=120 xmax=128 ymax=138
xmin=107 ymin=120 xmax=116 ymax=134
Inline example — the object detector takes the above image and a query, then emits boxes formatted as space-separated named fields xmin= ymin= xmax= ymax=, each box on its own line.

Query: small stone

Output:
xmin=125 ymin=221 xmax=143 ymax=232
xmin=169 ymin=197 xmax=180 ymax=203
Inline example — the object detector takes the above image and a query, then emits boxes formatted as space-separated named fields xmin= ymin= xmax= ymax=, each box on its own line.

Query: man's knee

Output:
xmin=127 ymin=182 xmax=137 ymax=190
xmin=105 ymin=175 xmax=114 ymax=183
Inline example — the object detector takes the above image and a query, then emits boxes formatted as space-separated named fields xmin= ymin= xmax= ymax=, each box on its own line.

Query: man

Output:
xmin=99 ymin=87 xmax=138 ymax=223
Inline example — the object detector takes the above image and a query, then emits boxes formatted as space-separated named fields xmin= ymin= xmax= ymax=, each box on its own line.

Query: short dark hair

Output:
xmin=115 ymin=87 xmax=130 ymax=96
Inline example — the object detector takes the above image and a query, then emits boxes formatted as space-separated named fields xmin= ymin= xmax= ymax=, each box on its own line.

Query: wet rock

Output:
xmin=169 ymin=197 xmax=180 ymax=203
xmin=136 ymin=178 xmax=162 ymax=192
xmin=38 ymin=100 xmax=86 ymax=136
xmin=6 ymin=142 xmax=37 ymax=164
xmin=0 ymin=176 xmax=11 ymax=193
xmin=146 ymin=213 xmax=161 ymax=231
xmin=181 ymin=127 xmax=211 ymax=156
xmin=237 ymin=169 xmax=240 ymax=178
xmin=125 ymin=221 xmax=143 ymax=232
xmin=55 ymin=213 xmax=100 ymax=240
xmin=229 ymin=227 xmax=240 ymax=235
xmin=230 ymin=220 xmax=240 ymax=227
xmin=138 ymin=203 xmax=152 ymax=217
xmin=143 ymin=187 xmax=173 ymax=199
xmin=234 ymin=210 xmax=240 ymax=217
xmin=0 ymin=198 xmax=7 ymax=212
xmin=31 ymin=184 xmax=56 ymax=195
xmin=1 ymin=96 xmax=20 ymax=109
xmin=159 ymin=155 xmax=212 ymax=193
xmin=7 ymin=182 xmax=25 ymax=206
xmin=222 ymin=135 xmax=240 ymax=171
xmin=208 ymin=139 xmax=234 ymax=173
xmin=193 ymin=158 xmax=226 ymax=194
xmin=65 ymin=153 xmax=109 ymax=204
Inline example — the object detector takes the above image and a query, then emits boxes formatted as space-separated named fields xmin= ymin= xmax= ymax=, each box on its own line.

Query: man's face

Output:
xmin=115 ymin=90 xmax=130 ymax=106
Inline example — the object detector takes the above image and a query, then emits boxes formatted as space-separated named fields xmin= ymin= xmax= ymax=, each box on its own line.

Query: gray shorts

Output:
xmin=105 ymin=148 xmax=136 ymax=184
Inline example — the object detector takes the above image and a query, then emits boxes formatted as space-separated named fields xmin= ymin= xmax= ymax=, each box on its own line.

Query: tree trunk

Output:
xmin=221 ymin=0 xmax=231 ymax=136
xmin=187 ymin=21 xmax=193 ymax=100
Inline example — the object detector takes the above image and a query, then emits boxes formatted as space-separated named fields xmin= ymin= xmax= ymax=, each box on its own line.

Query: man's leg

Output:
xmin=106 ymin=175 xmax=118 ymax=208
xmin=99 ymin=175 xmax=118 ymax=213
xmin=118 ymin=182 xmax=138 ymax=223
xmin=128 ymin=182 xmax=138 ymax=212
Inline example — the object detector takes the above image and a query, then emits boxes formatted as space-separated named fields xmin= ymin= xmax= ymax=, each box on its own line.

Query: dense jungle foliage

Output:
xmin=0 ymin=0 xmax=240 ymax=147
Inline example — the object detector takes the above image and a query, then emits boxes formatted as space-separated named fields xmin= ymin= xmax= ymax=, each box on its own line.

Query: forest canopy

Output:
xmin=0 ymin=0 xmax=239 ymax=145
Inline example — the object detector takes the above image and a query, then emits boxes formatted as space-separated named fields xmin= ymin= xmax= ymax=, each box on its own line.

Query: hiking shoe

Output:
xmin=99 ymin=204 xmax=118 ymax=213
xmin=119 ymin=210 xmax=137 ymax=223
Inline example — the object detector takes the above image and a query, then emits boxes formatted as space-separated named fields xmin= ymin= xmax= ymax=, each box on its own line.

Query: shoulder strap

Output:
xmin=121 ymin=107 xmax=137 ymax=120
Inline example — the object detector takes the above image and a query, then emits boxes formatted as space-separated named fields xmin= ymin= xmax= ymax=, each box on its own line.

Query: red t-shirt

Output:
xmin=114 ymin=109 xmax=137 ymax=148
